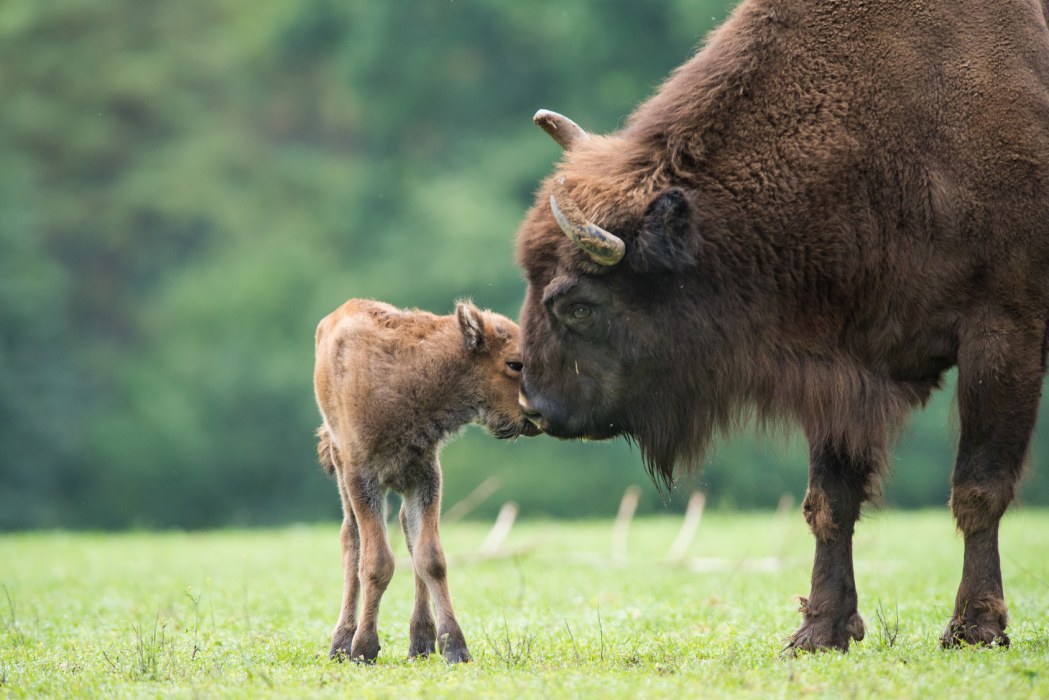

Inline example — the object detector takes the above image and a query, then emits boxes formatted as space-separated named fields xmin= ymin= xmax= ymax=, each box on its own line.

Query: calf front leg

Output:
xmin=942 ymin=318 xmax=1044 ymax=648
xmin=403 ymin=470 xmax=471 ymax=663
xmin=400 ymin=501 xmax=437 ymax=658
xmin=788 ymin=442 xmax=875 ymax=652
xmin=346 ymin=471 xmax=395 ymax=663
xmin=329 ymin=482 xmax=360 ymax=659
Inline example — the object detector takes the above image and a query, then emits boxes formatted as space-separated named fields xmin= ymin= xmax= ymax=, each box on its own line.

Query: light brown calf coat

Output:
xmin=313 ymin=298 xmax=536 ymax=663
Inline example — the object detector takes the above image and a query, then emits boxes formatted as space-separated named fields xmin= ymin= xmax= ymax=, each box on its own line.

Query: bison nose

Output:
xmin=518 ymin=390 xmax=543 ymax=428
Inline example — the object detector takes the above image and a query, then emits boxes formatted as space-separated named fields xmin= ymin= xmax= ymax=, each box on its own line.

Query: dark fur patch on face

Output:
xmin=630 ymin=188 xmax=698 ymax=273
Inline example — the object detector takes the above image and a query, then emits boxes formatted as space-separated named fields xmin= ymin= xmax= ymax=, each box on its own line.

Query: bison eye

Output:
xmin=506 ymin=360 xmax=523 ymax=372
xmin=570 ymin=305 xmax=592 ymax=321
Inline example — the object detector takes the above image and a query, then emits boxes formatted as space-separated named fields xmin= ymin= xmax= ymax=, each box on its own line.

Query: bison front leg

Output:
xmin=941 ymin=320 xmax=1044 ymax=648
xmin=788 ymin=443 xmax=873 ymax=653
xmin=403 ymin=469 xmax=471 ymax=664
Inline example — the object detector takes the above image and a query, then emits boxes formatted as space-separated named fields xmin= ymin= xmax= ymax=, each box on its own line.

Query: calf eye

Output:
xmin=570 ymin=305 xmax=592 ymax=321
xmin=506 ymin=360 xmax=523 ymax=372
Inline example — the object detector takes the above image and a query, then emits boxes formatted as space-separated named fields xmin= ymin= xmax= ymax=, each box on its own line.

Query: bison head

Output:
xmin=516 ymin=110 xmax=717 ymax=486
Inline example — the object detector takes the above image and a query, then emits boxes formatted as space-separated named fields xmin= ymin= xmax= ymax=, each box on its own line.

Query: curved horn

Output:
xmin=533 ymin=109 xmax=589 ymax=150
xmin=549 ymin=178 xmax=625 ymax=266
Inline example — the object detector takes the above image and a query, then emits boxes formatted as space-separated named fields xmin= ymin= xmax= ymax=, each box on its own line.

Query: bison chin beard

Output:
xmin=629 ymin=396 xmax=718 ymax=492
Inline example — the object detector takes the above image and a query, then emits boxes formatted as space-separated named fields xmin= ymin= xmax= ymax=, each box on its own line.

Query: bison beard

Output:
xmin=514 ymin=0 xmax=1049 ymax=652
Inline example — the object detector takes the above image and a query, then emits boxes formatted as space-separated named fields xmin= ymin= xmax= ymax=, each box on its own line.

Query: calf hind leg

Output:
xmin=941 ymin=318 xmax=1044 ymax=647
xmin=399 ymin=500 xmax=438 ymax=658
xmin=346 ymin=472 xmax=395 ymax=663
xmin=403 ymin=473 xmax=471 ymax=663
xmin=329 ymin=485 xmax=361 ymax=659
xmin=788 ymin=442 xmax=876 ymax=652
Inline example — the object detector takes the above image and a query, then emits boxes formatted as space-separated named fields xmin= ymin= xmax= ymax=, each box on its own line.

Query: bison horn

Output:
xmin=533 ymin=109 xmax=589 ymax=150
xmin=549 ymin=177 xmax=625 ymax=266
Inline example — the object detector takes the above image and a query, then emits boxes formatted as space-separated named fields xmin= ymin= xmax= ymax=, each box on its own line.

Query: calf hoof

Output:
xmin=350 ymin=631 xmax=381 ymax=664
xmin=408 ymin=617 xmax=437 ymax=659
xmin=786 ymin=598 xmax=865 ymax=653
xmin=438 ymin=631 xmax=472 ymax=664
xmin=408 ymin=636 xmax=436 ymax=659
xmin=329 ymin=626 xmax=356 ymax=661
xmin=941 ymin=598 xmax=1009 ymax=648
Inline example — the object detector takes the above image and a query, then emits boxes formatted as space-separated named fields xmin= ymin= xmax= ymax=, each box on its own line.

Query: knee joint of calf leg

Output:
xmin=365 ymin=547 xmax=395 ymax=588
xmin=417 ymin=542 xmax=447 ymax=582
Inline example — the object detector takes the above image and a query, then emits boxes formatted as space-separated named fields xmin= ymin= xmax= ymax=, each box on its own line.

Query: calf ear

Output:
xmin=456 ymin=301 xmax=487 ymax=353
xmin=631 ymin=188 xmax=698 ymax=273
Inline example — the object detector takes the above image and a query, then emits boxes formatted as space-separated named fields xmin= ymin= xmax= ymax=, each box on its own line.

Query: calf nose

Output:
xmin=518 ymin=390 xmax=543 ymax=428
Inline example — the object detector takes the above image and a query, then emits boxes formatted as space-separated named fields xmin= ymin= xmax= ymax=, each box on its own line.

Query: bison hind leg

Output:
xmin=942 ymin=315 xmax=1044 ymax=650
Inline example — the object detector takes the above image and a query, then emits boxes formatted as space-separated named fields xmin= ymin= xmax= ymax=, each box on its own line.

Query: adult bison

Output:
xmin=515 ymin=0 xmax=1049 ymax=651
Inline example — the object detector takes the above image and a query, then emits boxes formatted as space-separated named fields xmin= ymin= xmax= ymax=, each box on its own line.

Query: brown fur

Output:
xmin=313 ymin=298 xmax=537 ymax=663
xmin=949 ymin=483 xmax=1017 ymax=536
xmin=514 ymin=0 xmax=1049 ymax=651
xmin=943 ymin=593 xmax=1010 ymax=648
xmin=801 ymin=487 xmax=836 ymax=543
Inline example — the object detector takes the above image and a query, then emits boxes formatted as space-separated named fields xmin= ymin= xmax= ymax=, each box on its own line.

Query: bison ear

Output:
xmin=631 ymin=188 xmax=697 ymax=273
xmin=456 ymin=301 xmax=487 ymax=353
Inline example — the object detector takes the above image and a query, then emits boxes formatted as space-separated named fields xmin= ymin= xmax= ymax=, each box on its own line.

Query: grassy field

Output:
xmin=2 ymin=508 xmax=1048 ymax=698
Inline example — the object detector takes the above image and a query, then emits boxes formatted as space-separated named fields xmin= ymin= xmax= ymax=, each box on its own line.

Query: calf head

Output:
xmin=456 ymin=301 xmax=541 ymax=440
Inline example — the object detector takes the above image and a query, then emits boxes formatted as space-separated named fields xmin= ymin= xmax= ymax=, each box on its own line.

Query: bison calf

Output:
xmin=313 ymin=298 xmax=537 ymax=663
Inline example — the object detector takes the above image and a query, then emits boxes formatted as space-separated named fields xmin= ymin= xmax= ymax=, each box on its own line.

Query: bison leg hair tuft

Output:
xmin=941 ymin=586 xmax=1010 ymax=648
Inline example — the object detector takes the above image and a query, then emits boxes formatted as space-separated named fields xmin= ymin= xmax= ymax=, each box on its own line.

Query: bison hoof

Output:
xmin=787 ymin=606 xmax=865 ymax=654
xmin=941 ymin=596 xmax=1009 ymax=649
xmin=438 ymin=631 xmax=472 ymax=664
xmin=941 ymin=612 xmax=1009 ymax=648
xmin=329 ymin=626 xmax=356 ymax=661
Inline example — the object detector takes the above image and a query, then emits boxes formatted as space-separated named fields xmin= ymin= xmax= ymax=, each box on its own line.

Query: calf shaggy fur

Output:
xmin=313 ymin=298 xmax=536 ymax=663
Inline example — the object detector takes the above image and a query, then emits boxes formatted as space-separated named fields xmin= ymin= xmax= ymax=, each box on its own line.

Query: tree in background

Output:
xmin=1 ymin=0 xmax=1045 ymax=529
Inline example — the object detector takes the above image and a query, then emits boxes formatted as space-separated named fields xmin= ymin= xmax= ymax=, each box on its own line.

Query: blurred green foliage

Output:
xmin=2 ymin=0 xmax=1047 ymax=529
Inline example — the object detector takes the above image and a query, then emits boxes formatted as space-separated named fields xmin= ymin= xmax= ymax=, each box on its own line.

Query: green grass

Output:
xmin=2 ymin=509 xmax=1048 ymax=698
